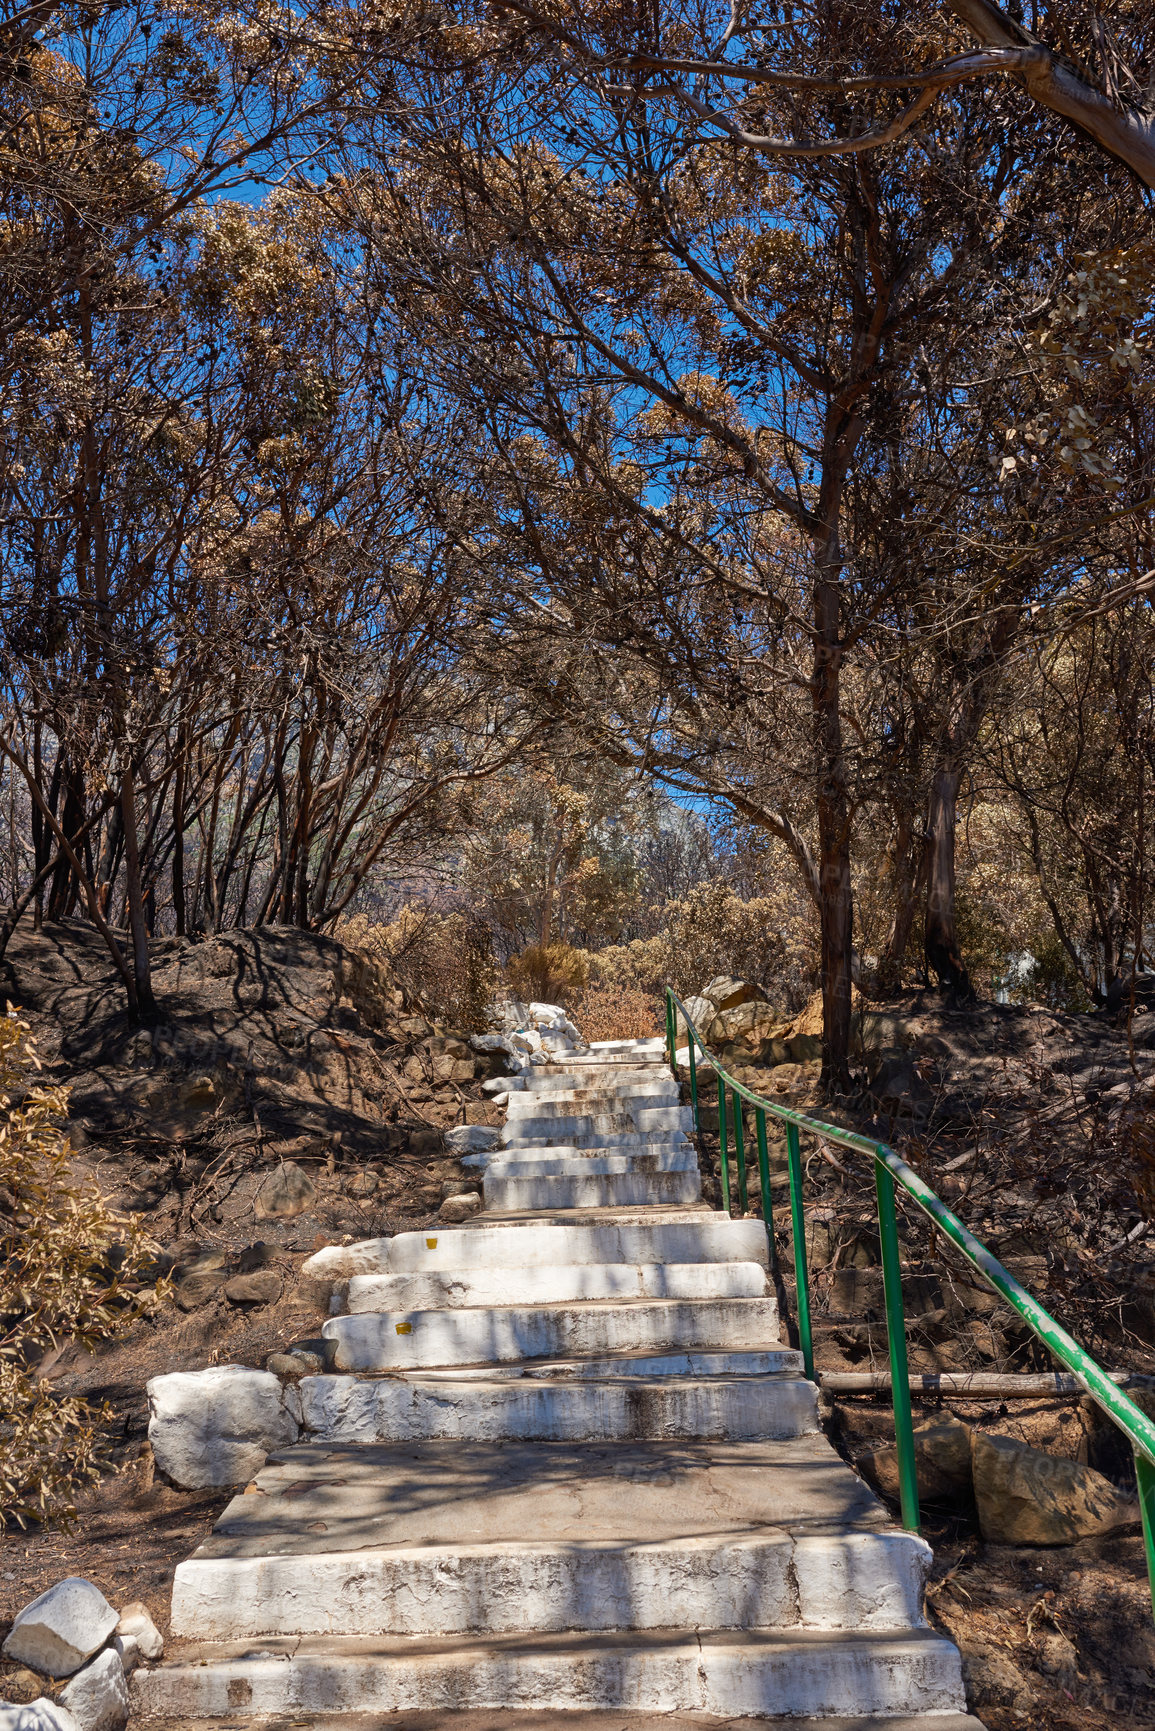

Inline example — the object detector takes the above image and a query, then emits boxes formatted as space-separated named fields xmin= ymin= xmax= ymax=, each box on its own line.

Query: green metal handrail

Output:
xmin=664 ymin=986 xmax=1155 ymax=1616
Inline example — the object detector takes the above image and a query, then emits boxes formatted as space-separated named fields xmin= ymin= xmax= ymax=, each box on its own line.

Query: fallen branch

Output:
xmin=819 ymin=1369 xmax=1155 ymax=1397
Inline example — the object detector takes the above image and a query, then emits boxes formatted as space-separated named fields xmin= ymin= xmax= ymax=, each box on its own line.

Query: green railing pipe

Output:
xmin=666 ymin=986 xmax=1155 ymax=1608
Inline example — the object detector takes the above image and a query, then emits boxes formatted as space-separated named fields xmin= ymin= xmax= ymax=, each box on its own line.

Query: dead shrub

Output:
xmin=0 ymin=1008 xmax=166 ymax=1529
xmin=572 ymin=981 xmax=662 ymax=1044
xmin=506 ymin=941 xmax=590 ymax=1006
xmin=344 ymin=908 xmax=498 ymax=1032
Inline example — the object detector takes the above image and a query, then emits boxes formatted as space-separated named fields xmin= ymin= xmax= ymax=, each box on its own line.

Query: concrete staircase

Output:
xmin=134 ymin=1037 xmax=982 ymax=1729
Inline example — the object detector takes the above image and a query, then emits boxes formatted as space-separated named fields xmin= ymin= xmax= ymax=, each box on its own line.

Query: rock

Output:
xmin=266 ymin=1350 xmax=322 ymax=1379
xmin=440 ymin=1180 xmax=482 ymax=1201
xmin=171 ymin=1267 xmax=227 ymax=1311
xmin=409 ymin=1128 xmax=442 ymax=1157
xmin=1036 ymin=1629 xmax=1078 ymax=1689
xmin=674 ymin=993 xmax=716 ymax=1036
xmin=0 ymin=1701 xmax=80 ymax=1731
xmin=223 ymin=1268 xmax=282 ymax=1306
xmin=482 ymin=1074 xmax=522 ymax=1094
xmin=439 ymin=1192 xmax=482 ymax=1222
xmin=254 ymin=1161 xmax=316 ymax=1220
xmin=0 ymin=1669 xmax=42 ymax=1706
xmin=147 ymin=1365 xmax=301 ymax=1488
xmin=972 ymin=1431 xmax=1137 ymax=1544
xmin=444 ymin=1124 xmax=500 ymax=1155
xmin=237 ymin=1242 xmax=273 ymax=1272
xmin=112 ymin=1604 xmax=162 ymax=1666
xmin=344 ymin=1169 xmax=378 ymax=1197
xmin=2 ymin=1580 xmax=118 ymax=1678
xmin=862 ymin=1416 xmax=974 ymax=1507
xmin=700 ymin=976 xmax=768 ymax=1013
xmin=59 ymin=1650 xmax=128 ymax=1731
xmin=179 ymin=1075 xmax=218 ymax=1111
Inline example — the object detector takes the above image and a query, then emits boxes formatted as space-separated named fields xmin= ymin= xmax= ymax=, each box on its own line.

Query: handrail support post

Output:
xmin=876 ymin=1159 xmax=920 ymax=1533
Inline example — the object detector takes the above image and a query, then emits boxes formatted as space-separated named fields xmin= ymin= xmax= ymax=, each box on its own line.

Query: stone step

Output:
xmin=500 ymin=1126 xmax=691 ymax=1150
xmin=502 ymin=1108 xmax=694 ymax=1142
xmin=321 ymin=1296 xmax=780 ymax=1372
xmin=133 ymin=1627 xmax=967 ymax=1720
xmin=344 ymin=1262 xmax=768 ymax=1313
xmin=505 ymin=1088 xmax=682 ymax=1113
xmin=168 ymin=1435 xmax=928 ymax=1640
xmin=307 ymin=1218 xmax=769 ymax=1278
xmin=520 ymin=1066 xmax=674 ymax=1092
xmin=297 ymin=1370 xmax=817 ymax=1443
xmin=482 ymin=1169 xmax=702 ymax=1210
xmin=479 ymin=1151 xmax=698 ymax=1180
xmin=133 ymin=1709 xmax=985 ymax=1731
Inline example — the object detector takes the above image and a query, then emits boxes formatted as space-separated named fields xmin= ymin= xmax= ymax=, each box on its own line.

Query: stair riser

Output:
xmin=321 ymin=1298 xmax=779 ymax=1372
xmin=499 ymin=1130 xmax=690 ymax=1150
xmin=520 ymin=1066 xmax=672 ymax=1091
xmin=344 ymin=1264 xmax=769 ymax=1312
xmin=483 ymin=1173 xmax=702 ymax=1210
xmin=133 ymin=1637 xmax=965 ymax=1720
xmin=170 ymin=1532 xmax=929 ymax=1640
xmin=506 ymin=1089 xmax=680 ymax=1115
xmin=479 ymin=1153 xmax=698 ymax=1179
xmin=373 ymin=1220 xmax=772 ymax=1273
xmin=503 ymin=1109 xmax=694 ymax=1141
xmin=298 ymin=1374 xmax=817 ymax=1442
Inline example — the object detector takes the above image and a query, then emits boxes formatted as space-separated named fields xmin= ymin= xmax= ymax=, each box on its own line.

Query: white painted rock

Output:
xmin=444 ymin=1125 xmax=500 ymax=1155
xmin=147 ymin=1365 xmax=301 ymax=1488
xmin=0 ymin=1700 xmax=80 ymax=1731
xmin=2 ymin=1579 xmax=118 ymax=1678
xmin=59 ymin=1650 xmax=128 ymax=1731
xmin=481 ymin=1075 xmax=524 ymax=1095
xmin=111 ymin=1603 xmax=162 ymax=1672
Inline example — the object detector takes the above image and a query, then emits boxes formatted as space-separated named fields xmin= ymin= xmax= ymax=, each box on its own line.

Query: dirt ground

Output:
xmin=3 ymin=932 xmax=1155 ymax=1728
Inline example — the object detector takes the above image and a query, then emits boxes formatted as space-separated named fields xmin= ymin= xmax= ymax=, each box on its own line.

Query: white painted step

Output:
xmin=133 ymin=1627 xmax=967 ymax=1720
xmin=506 ymin=1085 xmax=680 ymax=1113
xmin=129 ymin=1710 xmax=983 ymax=1731
xmin=520 ymin=1066 xmax=674 ymax=1092
xmin=483 ymin=1169 xmax=702 ymax=1210
xmin=502 ymin=1114 xmax=692 ymax=1142
xmin=169 ymin=1435 xmax=930 ymax=1641
xmin=297 ymin=1371 xmax=817 ymax=1442
xmin=307 ymin=1219 xmax=769 ymax=1278
xmin=480 ymin=1151 xmax=698 ymax=1180
xmin=321 ymin=1296 xmax=780 ymax=1372
xmin=499 ymin=1127 xmax=691 ymax=1150
xmin=344 ymin=1262 xmax=768 ymax=1313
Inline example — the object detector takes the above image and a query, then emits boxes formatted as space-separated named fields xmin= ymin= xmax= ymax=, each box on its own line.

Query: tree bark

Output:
xmin=923 ymin=764 xmax=974 ymax=998
xmin=120 ymin=768 xmax=157 ymax=1020
xmin=813 ymin=569 xmax=854 ymax=1090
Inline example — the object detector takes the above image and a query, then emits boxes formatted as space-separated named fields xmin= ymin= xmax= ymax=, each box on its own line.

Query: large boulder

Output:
xmin=701 ymin=976 xmax=768 ymax=1012
xmin=59 ymin=1651 xmax=128 ymax=1731
xmin=2 ymin=1580 xmax=118 ymax=1678
xmin=972 ymin=1430 xmax=1137 ymax=1544
xmin=147 ymin=1365 xmax=301 ymax=1488
xmin=674 ymin=994 xmax=716 ymax=1038
xmin=861 ymin=1416 xmax=974 ymax=1507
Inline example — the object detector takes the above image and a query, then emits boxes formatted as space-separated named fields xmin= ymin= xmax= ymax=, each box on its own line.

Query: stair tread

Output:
xmin=188 ymin=1436 xmax=895 ymax=1559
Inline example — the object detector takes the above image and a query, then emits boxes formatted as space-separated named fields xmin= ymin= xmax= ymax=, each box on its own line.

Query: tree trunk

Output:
xmin=813 ymin=570 xmax=853 ymax=1090
xmin=120 ymin=769 xmax=156 ymax=1020
xmin=924 ymin=764 xmax=974 ymax=998
xmin=172 ymin=735 xmax=187 ymax=938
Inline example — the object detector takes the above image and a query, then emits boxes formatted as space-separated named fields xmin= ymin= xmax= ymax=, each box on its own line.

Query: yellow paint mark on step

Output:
xmin=396 ymin=1322 xmax=413 ymax=1334
xmin=426 ymin=1237 xmax=438 ymax=1249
